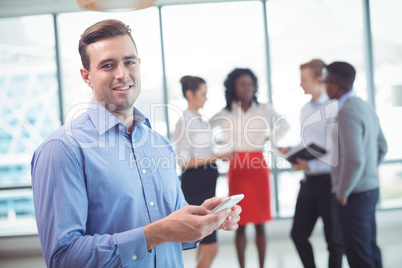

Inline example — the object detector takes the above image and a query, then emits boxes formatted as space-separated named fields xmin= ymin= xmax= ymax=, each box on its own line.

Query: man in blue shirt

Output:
xmin=31 ymin=19 xmax=241 ymax=268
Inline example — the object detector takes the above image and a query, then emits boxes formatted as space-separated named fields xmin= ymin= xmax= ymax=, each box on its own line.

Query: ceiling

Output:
xmin=0 ymin=0 xmax=253 ymax=18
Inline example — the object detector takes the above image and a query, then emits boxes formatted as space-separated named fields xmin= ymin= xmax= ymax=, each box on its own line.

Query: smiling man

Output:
xmin=31 ymin=19 xmax=241 ymax=268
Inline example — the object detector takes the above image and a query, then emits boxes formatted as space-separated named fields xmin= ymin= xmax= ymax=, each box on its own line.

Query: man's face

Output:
xmin=80 ymin=35 xmax=141 ymax=117
xmin=300 ymin=68 xmax=320 ymax=95
xmin=324 ymin=72 xmax=341 ymax=100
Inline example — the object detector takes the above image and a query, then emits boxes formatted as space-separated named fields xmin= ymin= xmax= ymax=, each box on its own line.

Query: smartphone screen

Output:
xmin=208 ymin=194 xmax=244 ymax=214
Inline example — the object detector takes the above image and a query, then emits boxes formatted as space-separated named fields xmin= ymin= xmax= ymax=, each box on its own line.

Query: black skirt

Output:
xmin=180 ymin=163 xmax=219 ymax=244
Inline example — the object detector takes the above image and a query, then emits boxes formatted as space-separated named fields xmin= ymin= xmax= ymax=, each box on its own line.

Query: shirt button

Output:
xmin=119 ymin=125 xmax=123 ymax=130
xmin=150 ymin=202 xmax=154 ymax=206
xmin=142 ymin=169 xmax=146 ymax=174
xmin=132 ymin=255 xmax=137 ymax=260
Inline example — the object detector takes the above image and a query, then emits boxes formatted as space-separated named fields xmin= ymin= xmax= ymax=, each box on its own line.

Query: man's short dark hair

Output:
xmin=326 ymin=61 xmax=356 ymax=91
xmin=78 ymin=19 xmax=137 ymax=71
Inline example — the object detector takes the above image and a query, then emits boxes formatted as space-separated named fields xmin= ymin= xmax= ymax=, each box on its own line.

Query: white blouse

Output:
xmin=172 ymin=110 xmax=215 ymax=167
xmin=210 ymin=102 xmax=290 ymax=152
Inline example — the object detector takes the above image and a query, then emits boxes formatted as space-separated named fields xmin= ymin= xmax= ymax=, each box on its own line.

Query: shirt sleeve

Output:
xmin=31 ymin=140 xmax=150 ymax=268
xmin=377 ymin=124 xmax=388 ymax=164
xmin=336 ymin=109 xmax=365 ymax=200
xmin=173 ymin=117 xmax=192 ymax=168
xmin=264 ymin=103 xmax=291 ymax=142
xmin=209 ymin=110 xmax=232 ymax=148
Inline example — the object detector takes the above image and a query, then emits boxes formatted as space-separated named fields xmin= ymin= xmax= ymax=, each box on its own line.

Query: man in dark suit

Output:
xmin=324 ymin=61 xmax=388 ymax=268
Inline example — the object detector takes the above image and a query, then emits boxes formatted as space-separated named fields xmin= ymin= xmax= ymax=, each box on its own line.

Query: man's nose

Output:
xmin=115 ymin=63 xmax=128 ymax=79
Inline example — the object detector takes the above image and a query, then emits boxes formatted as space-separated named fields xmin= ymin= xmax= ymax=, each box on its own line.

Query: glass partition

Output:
xmin=370 ymin=0 xmax=402 ymax=209
xmin=266 ymin=0 xmax=366 ymax=148
xmin=0 ymin=0 xmax=401 ymax=238
xmin=0 ymin=15 xmax=60 ymax=235
xmin=161 ymin=1 xmax=268 ymax=135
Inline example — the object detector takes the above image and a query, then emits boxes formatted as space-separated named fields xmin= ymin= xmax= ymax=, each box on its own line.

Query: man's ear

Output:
xmin=80 ymin=68 xmax=92 ymax=88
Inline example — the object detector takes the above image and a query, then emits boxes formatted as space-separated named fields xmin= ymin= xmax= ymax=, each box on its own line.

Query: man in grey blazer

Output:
xmin=324 ymin=61 xmax=388 ymax=268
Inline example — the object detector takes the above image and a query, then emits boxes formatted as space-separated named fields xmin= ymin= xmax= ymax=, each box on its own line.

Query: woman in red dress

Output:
xmin=211 ymin=68 xmax=290 ymax=268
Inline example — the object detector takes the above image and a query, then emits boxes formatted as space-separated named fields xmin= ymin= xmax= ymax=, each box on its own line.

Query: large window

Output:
xmin=161 ymin=1 xmax=268 ymax=131
xmin=58 ymin=8 xmax=166 ymax=135
xmin=0 ymin=15 xmax=60 ymax=235
xmin=0 ymin=0 xmax=401 ymax=237
xmin=266 ymin=0 xmax=366 ymax=215
xmin=370 ymin=0 xmax=402 ymax=208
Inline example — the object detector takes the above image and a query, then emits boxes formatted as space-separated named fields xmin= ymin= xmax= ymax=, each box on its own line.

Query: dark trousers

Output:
xmin=336 ymin=188 xmax=382 ymax=268
xmin=291 ymin=174 xmax=344 ymax=268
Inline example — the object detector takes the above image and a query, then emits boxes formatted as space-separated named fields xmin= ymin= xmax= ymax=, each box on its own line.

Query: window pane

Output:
xmin=0 ymin=15 xmax=60 ymax=235
xmin=58 ymin=9 xmax=166 ymax=135
xmin=370 ymin=0 xmax=402 ymax=161
xmin=276 ymin=171 xmax=303 ymax=218
xmin=379 ymin=162 xmax=402 ymax=209
xmin=267 ymin=0 xmax=366 ymax=148
xmin=161 ymin=1 xmax=268 ymax=134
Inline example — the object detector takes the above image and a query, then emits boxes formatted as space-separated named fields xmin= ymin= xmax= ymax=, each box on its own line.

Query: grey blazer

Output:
xmin=331 ymin=97 xmax=388 ymax=200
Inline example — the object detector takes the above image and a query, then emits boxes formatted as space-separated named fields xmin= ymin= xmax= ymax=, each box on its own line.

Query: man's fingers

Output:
xmin=201 ymin=196 xmax=226 ymax=211
xmin=185 ymin=205 xmax=209 ymax=215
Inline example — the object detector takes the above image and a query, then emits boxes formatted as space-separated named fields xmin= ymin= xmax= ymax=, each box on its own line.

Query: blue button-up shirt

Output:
xmin=338 ymin=88 xmax=357 ymax=108
xmin=31 ymin=99 xmax=195 ymax=268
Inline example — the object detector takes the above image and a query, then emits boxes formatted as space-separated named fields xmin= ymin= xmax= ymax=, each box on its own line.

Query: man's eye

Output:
xmin=102 ymin=64 xmax=113 ymax=69
xmin=126 ymin=61 xmax=135 ymax=65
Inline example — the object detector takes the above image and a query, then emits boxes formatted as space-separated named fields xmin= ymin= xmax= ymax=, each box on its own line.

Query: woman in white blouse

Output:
xmin=211 ymin=68 xmax=290 ymax=268
xmin=172 ymin=75 xmax=230 ymax=268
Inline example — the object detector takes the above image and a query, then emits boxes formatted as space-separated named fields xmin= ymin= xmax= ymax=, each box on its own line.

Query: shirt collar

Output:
xmin=338 ymin=89 xmax=357 ymax=108
xmin=87 ymin=98 xmax=151 ymax=135
xmin=231 ymin=101 xmax=257 ymax=112
xmin=313 ymin=91 xmax=329 ymax=105
xmin=133 ymin=107 xmax=151 ymax=129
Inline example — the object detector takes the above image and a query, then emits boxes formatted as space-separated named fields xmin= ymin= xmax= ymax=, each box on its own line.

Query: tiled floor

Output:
xmin=0 ymin=211 xmax=401 ymax=268
xmin=183 ymin=217 xmax=402 ymax=268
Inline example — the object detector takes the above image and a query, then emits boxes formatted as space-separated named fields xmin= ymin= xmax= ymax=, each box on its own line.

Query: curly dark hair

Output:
xmin=224 ymin=68 xmax=258 ymax=111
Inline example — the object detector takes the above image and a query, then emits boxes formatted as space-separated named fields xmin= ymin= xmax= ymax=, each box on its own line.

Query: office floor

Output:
xmin=0 ymin=223 xmax=401 ymax=268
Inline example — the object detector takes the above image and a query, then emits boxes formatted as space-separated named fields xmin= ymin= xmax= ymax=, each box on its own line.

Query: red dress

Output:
xmin=227 ymin=151 xmax=272 ymax=226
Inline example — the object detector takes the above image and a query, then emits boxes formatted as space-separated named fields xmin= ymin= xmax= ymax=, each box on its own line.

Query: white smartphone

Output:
xmin=208 ymin=194 xmax=244 ymax=215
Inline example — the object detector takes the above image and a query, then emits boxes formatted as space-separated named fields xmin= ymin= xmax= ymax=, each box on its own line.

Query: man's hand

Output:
xmin=201 ymin=197 xmax=241 ymax=231
xmin=291 ymin=158 xmax=309 ymax=171
xmin=144 ymin=197 xmax=241 ymax=251
xmin=277 ymin=147 xmax=290 ymax=154
xmin=215 ymin=151 xmax=233 ymax=162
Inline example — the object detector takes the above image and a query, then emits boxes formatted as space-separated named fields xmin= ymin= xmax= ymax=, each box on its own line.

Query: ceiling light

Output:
xmin=76 ymin=0 xmax=157 ymax=12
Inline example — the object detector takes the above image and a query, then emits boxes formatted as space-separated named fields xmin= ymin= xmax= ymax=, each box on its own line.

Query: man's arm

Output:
xmin=31 ymin=140 xmax=148 ymax=268
xmin=336 ymin=109 xmax=365 ymax=202
xmin=378 ymin=125 xmax=388 ymax=164
xmin=32 ymin=140 xmax=241 ymax=267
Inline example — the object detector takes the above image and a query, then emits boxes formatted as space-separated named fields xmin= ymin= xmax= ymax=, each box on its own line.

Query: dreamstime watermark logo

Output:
xmin=61 ymin=100 xmax=338 ymax=167
xmin=167 ymin=103 xmax=288 ymax=152
xmin=299 ymin=100 xmax=339 ymax=167
xmin=63 ymin=101 xmax=287 ymax=149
